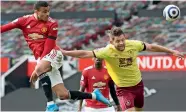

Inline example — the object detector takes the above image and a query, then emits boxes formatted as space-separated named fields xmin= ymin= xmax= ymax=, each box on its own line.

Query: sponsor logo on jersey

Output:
xmin=28 ymin=33 xmax=44 ymax=40
xmin=93 ymin=81 xmax=106 ymax=88
xmin=119 ymin=57 xmax=133 ymax=67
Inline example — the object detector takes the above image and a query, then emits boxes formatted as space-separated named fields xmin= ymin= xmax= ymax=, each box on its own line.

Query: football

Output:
xmin=163 ymin=4 xmax=181 ymax=21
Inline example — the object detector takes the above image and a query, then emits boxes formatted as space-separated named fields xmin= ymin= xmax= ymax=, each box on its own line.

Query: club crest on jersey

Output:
xmin=125 ymin=100 xmax=131 ymax=106
xmin=41 ymin=27 xmax=47 ymax=33
xmin=104 ymin=75 xmax=109 ymax=80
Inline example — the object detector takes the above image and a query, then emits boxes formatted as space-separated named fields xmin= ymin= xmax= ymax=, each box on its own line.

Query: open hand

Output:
xmin=172 ymin=50 xmax=184 ymax=59
xmin=29 ymin=70 xmax=38 ymax=88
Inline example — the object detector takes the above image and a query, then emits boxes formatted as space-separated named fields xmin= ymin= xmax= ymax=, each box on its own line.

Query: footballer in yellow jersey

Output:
xmin=61 ymin=27 xmax=184 ymax=111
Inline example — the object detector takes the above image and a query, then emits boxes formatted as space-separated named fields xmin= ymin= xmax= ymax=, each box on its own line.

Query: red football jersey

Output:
xmin=5 ymin=14 xmax=59 ymax=59
xmin=80 ymin=66 xmax=111 ymax=108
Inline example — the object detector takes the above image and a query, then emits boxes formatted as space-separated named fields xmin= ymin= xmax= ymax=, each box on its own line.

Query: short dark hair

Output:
xmin=34 ymin=1 xmax=49 ymax=10
xmin=110 ymin=27 xmax=124 ymax=37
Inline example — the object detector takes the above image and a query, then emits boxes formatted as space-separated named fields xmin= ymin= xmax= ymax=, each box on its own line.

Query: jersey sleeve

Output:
xmin=133 ymin=40 xmax=146 ymax=52
xmin=93 ymin=46 xmax=109 ymax=59
xmin=80 ymin=69 xmax=88 ymax=87
xmin=1 ymin=16 xmax=26 ymax=33
xmin=48 ymin=22 xmax=58 ymax=39
xmin=12 ymin=16 xmax=27 ymax=28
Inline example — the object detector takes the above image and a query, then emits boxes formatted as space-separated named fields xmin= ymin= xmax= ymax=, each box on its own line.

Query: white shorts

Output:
xmin=36 ymin=49 xmax=64 ymax=87
xmin=82 ymin=106 xmax=115 ymax=112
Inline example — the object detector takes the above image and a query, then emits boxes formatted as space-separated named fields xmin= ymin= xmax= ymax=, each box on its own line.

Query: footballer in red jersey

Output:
xmin=1 ymin=1 xmax=111 ymax=111
xmin=78 ymin=58 xmax=121 ymax=111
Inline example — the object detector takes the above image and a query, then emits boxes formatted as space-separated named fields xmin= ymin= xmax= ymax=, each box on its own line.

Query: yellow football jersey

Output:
xmin=93 ymin=40 xmax=145 ymax=87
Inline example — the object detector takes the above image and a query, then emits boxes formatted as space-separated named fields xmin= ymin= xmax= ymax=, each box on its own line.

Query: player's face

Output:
xmin=36 ymin=6 xmax=50 ymax=21
xmin=113 ymin=34 xmax=126 ymax=51
xmin=95 ymin=58 xmax=103 ymax=69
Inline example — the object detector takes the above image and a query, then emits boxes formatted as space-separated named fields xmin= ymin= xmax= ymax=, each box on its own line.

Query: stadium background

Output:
xmin=1 ymin=1 xmax=186 ymax=111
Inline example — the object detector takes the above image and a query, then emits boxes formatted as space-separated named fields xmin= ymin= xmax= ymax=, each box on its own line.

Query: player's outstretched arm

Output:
xmin=61 ymin=49 xmax=94 ymax=58
xmin=1 ymin=16 xmax=26 ymax=33
xmin=145 ymin=43 xmax=184 ymax=59
xmin=1 ymin=22 xmax=18 ymax=33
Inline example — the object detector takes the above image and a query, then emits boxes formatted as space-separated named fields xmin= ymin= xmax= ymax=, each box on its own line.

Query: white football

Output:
xmin=163 ymin=5 xmax=181 ymax=21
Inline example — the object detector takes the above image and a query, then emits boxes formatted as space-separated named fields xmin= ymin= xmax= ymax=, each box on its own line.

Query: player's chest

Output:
xmin=23 ymin=21 xmax=49 ymax=35
xmin=88 ymin=72 xmax=109 ymax=83
xmin=88 ymin=74 xmax=109 ymax=88
xmin=107 ymin=48 xmax=138 ymax=67
xmin=109 ymin=48 xmax=138 ymax=58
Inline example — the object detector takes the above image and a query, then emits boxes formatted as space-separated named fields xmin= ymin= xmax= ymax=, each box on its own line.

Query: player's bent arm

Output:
xmin=78 ymin=85 xmax=86 ymax=111
xmin=40 ymin=38 xmax=56 ymax=59
xmin=40 ymin=22 xmax=58 ymax=59
xmin=61 ymin=50 xmax=94 ymax=58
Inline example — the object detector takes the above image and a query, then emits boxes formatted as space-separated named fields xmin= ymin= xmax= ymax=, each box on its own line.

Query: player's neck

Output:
xmin=34 ymin=13 xmax=39 ymax=20
xmin=94 ymin=65 xmax=102 ymax=70
xmin=34 ymin=13 xmax=46 ymax=22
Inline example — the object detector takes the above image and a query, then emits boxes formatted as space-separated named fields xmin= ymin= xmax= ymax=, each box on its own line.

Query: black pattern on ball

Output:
xmin=168 ymin=7 xmax=179 ymax=19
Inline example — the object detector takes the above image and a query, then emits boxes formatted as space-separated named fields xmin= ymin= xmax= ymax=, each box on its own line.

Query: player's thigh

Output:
xmin=35 ymin=60 xmax=52 ymax=75
xmin=134 ymin=84 xmax=144 ymax=109
xmin=117 ymin=92 xmax=135 ymax=111
xmin=42 ymin=49 xmax=63 ymax=70
xmin=37 ymin=49 xmax=63 ymax=74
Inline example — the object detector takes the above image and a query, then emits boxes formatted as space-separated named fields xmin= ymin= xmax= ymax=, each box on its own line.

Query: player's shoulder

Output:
xmin=16 ymin=14 xmax=33 ymax=21
xmin=105 ymin=44 xmax=114 ymax=50
xmin=126 ymin=40 xmax=143 ymax=44
xmin=12 ymin=14 xmax=33 ymax=24
xmin=84 ymin=65 xmax=94 ymax=71
xmin=103 ymin=66 xmax=107 ymax=69
xmin=20 ymin=14 xmax=33 ymax=20
xmin=48 ymin=17 xmax=58 ymax=24
xmin=106 ymin=44 xmax=117 ymax=52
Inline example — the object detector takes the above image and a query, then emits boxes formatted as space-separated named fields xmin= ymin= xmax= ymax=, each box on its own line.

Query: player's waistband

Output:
xmin=116 ymin=80 xmax=144 ymax=90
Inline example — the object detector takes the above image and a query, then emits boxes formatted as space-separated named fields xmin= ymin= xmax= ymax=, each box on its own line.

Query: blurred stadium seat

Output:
xmin=1 ymin=1 xmax=186 ymax=58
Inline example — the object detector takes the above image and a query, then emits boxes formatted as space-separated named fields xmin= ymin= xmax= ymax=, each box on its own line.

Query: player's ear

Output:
xmin=110 ymin=40 xmax=113 ymax=44
xmin=34 ymin=10 xmax=38 ymax=14
xmin=123 ymin=34 xmax=127 ymax=39
xmin=109 ymin=37 xmax=114 ymax=44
